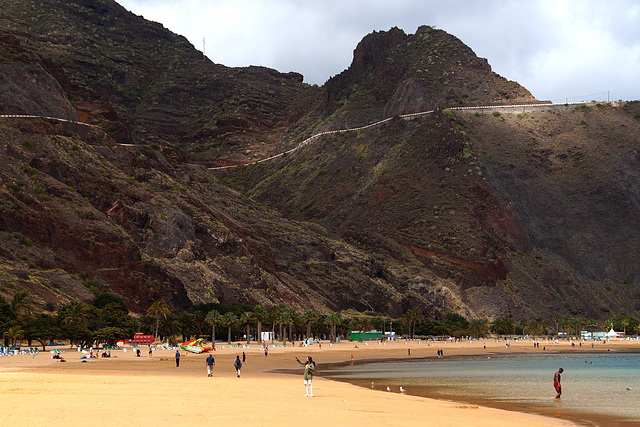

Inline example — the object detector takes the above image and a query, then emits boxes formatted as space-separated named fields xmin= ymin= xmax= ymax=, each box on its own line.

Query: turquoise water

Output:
xmin=322 ymin=352 xmax=640 ymax=425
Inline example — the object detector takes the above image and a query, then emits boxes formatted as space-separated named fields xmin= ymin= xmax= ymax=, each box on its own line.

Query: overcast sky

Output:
xmin=117 ymin=0 xmax=640 ymax=102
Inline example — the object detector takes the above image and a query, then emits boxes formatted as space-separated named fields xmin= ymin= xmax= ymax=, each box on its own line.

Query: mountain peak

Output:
xmin=323 ymin=26 xmax=533 ymax=121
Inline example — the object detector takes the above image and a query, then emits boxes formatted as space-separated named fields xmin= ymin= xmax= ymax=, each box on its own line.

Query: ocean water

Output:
xmin=322 ymin=352 xmax=640 ymax=425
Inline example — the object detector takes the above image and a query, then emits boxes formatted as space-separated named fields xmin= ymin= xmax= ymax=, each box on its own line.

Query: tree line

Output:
xmin=2 ymin=290 xmax=639 ymax=351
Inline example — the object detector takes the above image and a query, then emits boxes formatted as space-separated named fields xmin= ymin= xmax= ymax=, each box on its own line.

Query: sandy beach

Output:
xmin=2 ymin=337 xmax=638 ymax=426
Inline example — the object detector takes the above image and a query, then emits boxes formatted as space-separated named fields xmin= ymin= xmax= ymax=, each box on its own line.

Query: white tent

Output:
xmin=606 ymin=328 xmax=619 ymax=338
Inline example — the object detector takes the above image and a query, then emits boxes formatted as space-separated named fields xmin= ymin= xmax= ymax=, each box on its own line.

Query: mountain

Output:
xmin=1 ymin=0 xmax=639 ymax=322
xmin=323 ymin=26 xmax=533 ymax=123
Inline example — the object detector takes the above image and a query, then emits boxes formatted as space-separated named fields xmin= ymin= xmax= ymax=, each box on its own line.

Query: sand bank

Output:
xmin=3 ymin=337 xmax=636 ymax=426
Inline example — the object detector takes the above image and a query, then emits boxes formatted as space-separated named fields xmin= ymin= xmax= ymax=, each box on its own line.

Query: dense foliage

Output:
xmin=2 ymin=291 xmax=639 ymax=351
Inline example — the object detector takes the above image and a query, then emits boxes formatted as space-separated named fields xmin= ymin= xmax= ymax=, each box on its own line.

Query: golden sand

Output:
xmin=3 ymin=337 xmax=635 ymax=426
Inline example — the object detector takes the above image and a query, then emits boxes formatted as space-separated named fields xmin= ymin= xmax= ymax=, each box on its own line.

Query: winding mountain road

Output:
xmin=206 ymin=101 xmax=593 ymax=170
xmin=0 ymin=101 xmax=594 ymax=170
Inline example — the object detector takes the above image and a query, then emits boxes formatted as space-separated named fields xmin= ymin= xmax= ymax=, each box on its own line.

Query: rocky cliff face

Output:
xmin=0 ymin=0 xmax=321 ymax=163
xmin=0 ymin=32 xmax=77 ymax=119
xmin=230 ymin=104 xmax=640 ymax=321
xmin=0 ymin=115 xmax=418 ymax=315
xmin=0 ymin=0 xmax=638 ymax=322
xmin=323 ymin=26 xmax=533 ymax=125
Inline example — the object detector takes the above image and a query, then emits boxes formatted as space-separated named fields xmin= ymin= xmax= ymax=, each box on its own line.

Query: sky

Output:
xmin=116 ymin=0 xmax=640 ymax=102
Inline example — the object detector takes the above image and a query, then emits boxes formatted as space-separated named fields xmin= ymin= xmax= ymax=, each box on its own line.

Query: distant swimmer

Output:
xmin=554 ymin=368 xmax=564 ymax=398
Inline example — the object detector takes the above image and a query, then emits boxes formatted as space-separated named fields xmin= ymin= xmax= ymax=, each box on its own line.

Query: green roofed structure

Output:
xmin=350 ymin=330 xmax=383 ymax=341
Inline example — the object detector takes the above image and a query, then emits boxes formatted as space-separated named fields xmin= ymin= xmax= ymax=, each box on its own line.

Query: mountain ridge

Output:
xmin=1 ymin=0 xmax=639 ymax=324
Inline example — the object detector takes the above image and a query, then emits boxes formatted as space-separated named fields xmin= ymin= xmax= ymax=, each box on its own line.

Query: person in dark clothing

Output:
xmin=175 ymin=349 xmax=180 ymax=367
xmin=234 ymin=355 xmax=243 ymax=377
xmin=206 ymin=354 xmax=215 ymax=376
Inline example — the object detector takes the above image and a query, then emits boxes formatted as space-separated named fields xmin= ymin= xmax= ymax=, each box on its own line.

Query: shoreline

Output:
xmin=2 ymin=338 xmax=638 ymax=426
xmin=318 ymin=359 xmax=640 ymax=427
xmin=312 ymin=344 xmax=640 ymax=427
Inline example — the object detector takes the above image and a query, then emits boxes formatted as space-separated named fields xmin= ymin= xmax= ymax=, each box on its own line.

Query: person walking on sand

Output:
xmin=296 ymin=356 xmax=315 ymax=397
xmin=234 ymin=355 xmax=243 ymax=377
xmin=206 ymin=354 xmax=215 ymax=377
xmin=554 ymin=368 xmax=563 ymax=398
xmin=175 ymin=349 xmax=181 ymax=367
xmin=242 ymin=351 xmax=246 ymax=365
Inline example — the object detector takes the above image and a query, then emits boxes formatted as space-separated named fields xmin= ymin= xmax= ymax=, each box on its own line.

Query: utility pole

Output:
xmin=202 ymin=38 xmax=205 ymax=61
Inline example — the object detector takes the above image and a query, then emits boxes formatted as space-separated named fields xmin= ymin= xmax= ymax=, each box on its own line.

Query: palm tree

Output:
xmin=541 ymin=320 xmax=552 ymax=337
xmin=267 ymin=304 xmax=286 ymax=345
xmin=192 ymin=311 xmax=207 ymax=337
xmin=3 ymin=325 xmax=24 ymax=347
xmin=252 ymin=306 xmax=267 ymax=345
xmin=240 ymin=311 xmax=254 ymax=344
xmin=528 ymin=319 xmax=542 ymax=336
xmin=518 ymin=319 xmax=528 ymax=336
xmin=138 ymin=315 xmax=157 ymax=335
xmin=146 ymin=300 xmax=171 ymax=341
xmin=205 ymin=310 xmax=223 ymax=345
xmin=286 ymin=308 xmax=298 ymax=343
xmin=403 ymin=308 xmax=423 ymax=339
xmin=620 ymin=317 xmax=630 ymax=335
xmin=411 ymin=314 xmax=419 ymax=339
xmin=491 ymin=317 xmax=515 ymax=336
xmin=469 ymin=318 xmax=489 ymax=338
xmin=10 ymin=289 xmax=32 ymax=325
xmin=300 ymin=309 xmax=318 ymax=340
xmin=60 ymin=301 xmax=90 ymax=326
xmin=574 ymin=316 xmax=590 ymax=337
xmin=357 ymin=316 xmax=372 ymax=342
xmin=160 ymin=313 xmax=178 ymax=342
xmin=278 ymin=309 xmax=292 ymax=345
xmin=325 ymin=312 xmax=341 ymax=343
xmin=552 ymin=315 xmax=561 ymax=335
xmin=584 ymin=318 xmax=598 ymax=335
xmin=176 ymin=311 xmax=196 ymax=341
xmin=559 ymin=314 xmax=573 ymax=336
xmin=221 ymin=312 xmax=238 ymax=345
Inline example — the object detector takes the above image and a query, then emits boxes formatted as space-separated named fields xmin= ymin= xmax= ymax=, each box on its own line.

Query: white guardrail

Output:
xmin=1 ymin=101 xmax=593 ymax=171
xmin=207 ymin=101 xmax=591 ymax=170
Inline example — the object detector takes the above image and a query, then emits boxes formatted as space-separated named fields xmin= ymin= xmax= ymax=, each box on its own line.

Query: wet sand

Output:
xmin=2 ymin=338 xmax=635 ymax=426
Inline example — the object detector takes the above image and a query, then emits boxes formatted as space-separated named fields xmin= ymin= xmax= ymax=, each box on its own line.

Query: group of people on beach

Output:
xmin=160 ymin=344 xmax=563 ymax=401
xmin=202 ymin=353 xmax=243 ymax=377
xmin=174 ymin=350 xmax=247 ymax=378
xmin=191 ymin=348 xmax=315 ymax=396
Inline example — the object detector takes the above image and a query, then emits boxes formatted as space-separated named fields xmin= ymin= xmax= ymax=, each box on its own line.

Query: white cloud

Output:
xmin=118 ymin=0 xmax=640 ymax=100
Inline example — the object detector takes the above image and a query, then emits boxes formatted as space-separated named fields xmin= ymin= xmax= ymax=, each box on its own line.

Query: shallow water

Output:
xmin=322 ymin=352 xmax=640 ymax=426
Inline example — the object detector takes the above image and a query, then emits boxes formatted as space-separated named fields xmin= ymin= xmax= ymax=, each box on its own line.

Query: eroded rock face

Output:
xmin=146 ymin=207 xmax=196 ymax=258
xmin=384 ymin=78 xmax=433 ymax=117
xmin=350 ymin=27 xmax=408 ymax=78
xmin=0 ymin=32 xmax=76 ymax=120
